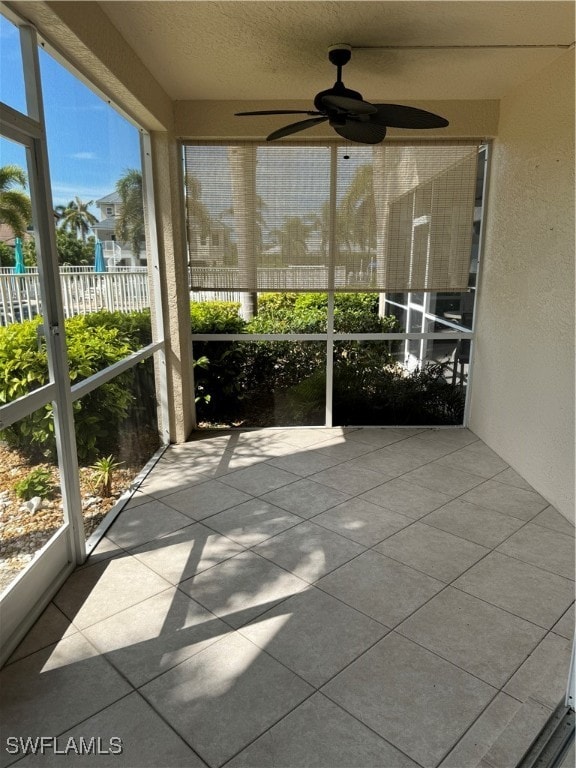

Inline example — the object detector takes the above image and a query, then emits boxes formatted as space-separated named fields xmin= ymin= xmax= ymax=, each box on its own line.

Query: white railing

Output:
xmin=190 ymin=266 xmax=349 ymax=291
xmin=0 ymin=267 xmax=150 ymax=326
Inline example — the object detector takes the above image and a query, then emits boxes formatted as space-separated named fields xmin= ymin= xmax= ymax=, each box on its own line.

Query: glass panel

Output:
xmin=193 ymin=340 xmax=326 ymax=427
xmin=36 ymin=48 xmax=155 ymax=358
xmin=0 ymin=15 xmax=27 ymax=114
xmin=0 ymin=406 xmax=65 ymax=594
xmin=0 ymin=137 xmax=37 ymax=322
xmin=73 ymin=359 xmax=160 ymax=539
xmin=332 ymin=341 xmax=466 ymax=427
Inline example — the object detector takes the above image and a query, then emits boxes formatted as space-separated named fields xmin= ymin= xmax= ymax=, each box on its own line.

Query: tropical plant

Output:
xmin=57 ymin=197 xmax=98 ymax=241
xmin=20 ymin=230 xmax=96 ymax=266
xmin=185 ymin=173 xmax=212 ymax=252
xmin=270 ymin=215 xmax=316 ymax=263
xmin=115 ymin=168 xmax=144 ymax=258
xmin=90 ymin=454 xmax=123 ymax=497
xmin=0 ymin=164 xmax=32 ymax=238
xmin=14 ymin=467 xmax=54 ymax=501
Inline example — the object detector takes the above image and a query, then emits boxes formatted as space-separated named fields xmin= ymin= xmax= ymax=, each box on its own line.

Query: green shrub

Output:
xmin=14 ymin=467 xmax=55 ymax=500
xmin=0 ymin=311 xmax=154 ymax=463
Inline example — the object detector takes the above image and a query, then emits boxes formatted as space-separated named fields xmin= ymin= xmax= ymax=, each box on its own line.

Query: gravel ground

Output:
xmin=0 ymin=444 xmax=138 ymax=593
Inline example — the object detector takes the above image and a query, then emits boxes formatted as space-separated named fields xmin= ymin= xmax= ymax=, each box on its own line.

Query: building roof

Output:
xmin=95 ymin=192 xmax=121 ymax=205
xmin=92 ymin=217 xmax=116 ymax=232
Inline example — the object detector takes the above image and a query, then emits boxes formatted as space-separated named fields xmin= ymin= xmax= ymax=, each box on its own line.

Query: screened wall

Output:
xmin=185 ymin=141 xmax=485 ymax=430
xmin=184 ymin=141 xmax=479 ymax=294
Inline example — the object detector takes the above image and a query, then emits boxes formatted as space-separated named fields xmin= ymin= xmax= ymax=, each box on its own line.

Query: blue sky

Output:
xmin=1 ymin=15 xmax=141 ymax=213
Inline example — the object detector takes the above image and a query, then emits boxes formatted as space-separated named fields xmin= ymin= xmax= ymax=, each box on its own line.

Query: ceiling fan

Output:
xmin=235 ymin=44 xmax=449 ymax=145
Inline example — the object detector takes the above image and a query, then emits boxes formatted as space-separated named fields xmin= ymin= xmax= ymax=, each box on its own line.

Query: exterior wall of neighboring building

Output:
xmin=93 ymin=194 xmax=145 ymax=266
xmin=470 ymin=50 xmax=575 ymax=521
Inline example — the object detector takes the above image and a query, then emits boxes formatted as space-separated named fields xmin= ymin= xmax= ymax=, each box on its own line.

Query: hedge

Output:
xmin=0 ymin=310 xmax=156 ymax=463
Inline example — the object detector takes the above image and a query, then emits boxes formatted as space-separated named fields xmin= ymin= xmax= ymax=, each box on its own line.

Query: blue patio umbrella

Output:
xmin=13 ymin=237 xmax=26 ymax=274
xmin=93 ymin=239 xmax=107 ymax=273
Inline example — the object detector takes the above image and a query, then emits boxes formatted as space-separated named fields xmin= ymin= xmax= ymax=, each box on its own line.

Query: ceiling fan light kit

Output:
xmin=235 ymin=44 xmax=449 ymax=145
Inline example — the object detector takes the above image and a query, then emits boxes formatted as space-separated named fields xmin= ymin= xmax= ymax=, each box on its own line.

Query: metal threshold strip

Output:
xmin=517 ymin=703 xmax=575 ymax=768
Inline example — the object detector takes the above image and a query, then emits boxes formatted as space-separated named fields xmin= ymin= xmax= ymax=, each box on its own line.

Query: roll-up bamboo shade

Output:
xmin=184 ymin=140 xmax=479 ymax=292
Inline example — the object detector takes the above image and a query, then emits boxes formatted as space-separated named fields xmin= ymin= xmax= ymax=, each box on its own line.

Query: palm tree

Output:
xmin=270 ymin=215 xmax=315 ymax=263
xmin=0 ymin=165 xmax=32 ymax=238
xmin=340 ymin=163 xmax=377 ymax=254
xmin=228 ymin=145 xmax=258 ymax=320
xmin=185 ymin=173 xmax=212 ymax=260
xmin=58 ymin=196 xmax=98 ymax=241
xmin=115 ymin=169 xmax=144 ymax=258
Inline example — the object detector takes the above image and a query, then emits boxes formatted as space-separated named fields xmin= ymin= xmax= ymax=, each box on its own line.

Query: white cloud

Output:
xmin=69 ymin=152 xmax=98 ymax=160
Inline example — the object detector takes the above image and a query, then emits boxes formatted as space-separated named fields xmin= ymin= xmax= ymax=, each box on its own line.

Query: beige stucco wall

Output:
xmin=470 ymin=50 xmax=575 ymax=521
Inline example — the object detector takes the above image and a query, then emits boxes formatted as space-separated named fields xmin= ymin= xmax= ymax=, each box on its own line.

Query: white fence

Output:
xmin=0 ymin=267 xmax=150 ymax=326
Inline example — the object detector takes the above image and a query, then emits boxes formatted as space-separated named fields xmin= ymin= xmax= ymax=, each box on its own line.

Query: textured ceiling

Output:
xmin=98 ymin=1 xmax=574 ymax=102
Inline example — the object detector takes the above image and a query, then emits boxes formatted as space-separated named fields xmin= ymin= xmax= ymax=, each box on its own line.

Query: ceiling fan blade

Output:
xmin=333 ymin=120 xmax=387 ymax=145
xmin=236 ymin=110 xmax=321 ymax=116
xmin=320 ymin=94 xmax=377 ymax=115
xmin=371 ymin=104 xmax=449 ymax=129
xmin=267 ymin=116 xmax=328 ymax=141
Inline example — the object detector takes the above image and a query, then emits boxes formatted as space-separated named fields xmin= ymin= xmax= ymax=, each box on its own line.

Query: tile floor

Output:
xmin=1 ymin=428 xmax=574 ymax=768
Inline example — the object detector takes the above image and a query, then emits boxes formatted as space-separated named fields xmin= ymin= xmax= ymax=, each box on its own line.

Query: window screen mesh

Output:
xmin=184 ymin=140 xmax=479 ymax=292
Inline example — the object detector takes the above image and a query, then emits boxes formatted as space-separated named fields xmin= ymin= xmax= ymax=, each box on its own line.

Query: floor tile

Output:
xmin=314 ymin=439 xmax=376 ymax=461
xmin=105 ymin=499 xmax=193 ymax=550
xmin=359 ymin=477 xmax=453 ymax=519
xmin=309 ymin=463 xmax=385 ymax=494
xmin=82 ymin=587 xmax=230 ymax=687
xmin=239 ymin=587 xmax=386 ymax=687
xmin=401 ymin=463 xmax=485 ymax=497
xmin=0 ymin=634 xmax=132 ymax=758
xmin=227 ymin=692 xmax=419 ymax=768
xmin=479 ymin=698 xmax=555 ymax=768
xmin=178 ymin=551 xmax=308 ymax=629
xmin=374 ymin=522 xmax=489 ymax=582
xmin=77 ymin=535 xmax=126 ymax=571
xmin=265 ymin=449 xmax=342 ymax=477
xmin=14 ymin=692 xmax=207 ymax=767
xmin=531 ymin=506 xmax=575 ymax=537
xmin=137 ymin=465 xmax=211 ymax=497
xmin=388 ymin=435 xmax=464 ymax=462
xmin=140 ymin=632 xmax=313 ymax=768
xmin=453 ymin=551 xmax=575 ymax=629
xmin=422 ymin=499 xmax=525 ymax=548
xmin=460 ymin=480 xmax=548 ymax=521
xmin=432 ymin=446 xmax=509 ymax=479
xmin=317 ymin=550 xmax=443 ymax=627
xmin=252 ymin=521 xmax=365 ymax=583
xmin=496 ymin=523 xmax=575 ymax=580
xmin=313 ymin=497 xmax=412 ymax=546
xmin=416 ymin=428 xmax=479 ymax=448
xmin=279 ymin=429 xmax=338 ymax=449
xmin=439 ymin=693 xmax=522 ymax=768
xmin=323 ymin=632 xmax=495 ymax=768
xmin=491 ymin=466 xmax=535 ymax=491
xmin=53 ymin=557 xmax=172 ymax=629
xmin=204 ymin=498 xmax=301 ymax=547
xmin=219 ymin=463 xmax=300 ymax=495
xmin=344 ymin=428 xmax=414 ymax=448
xmin=397 ymin=587 xmax=545 ymax=688
xmin=504 ymin=631 xmax=573 ymax=708
xmin=160 ymin=480 xmax=253 ymax=520
xmin=552 ymin=603 xmax=575 ymax=640
xmin=6 ymin=603 xmax=77 ymax=666
xmin=260 ymin=478 xmax=351 ymax=518
xmin=344 ymin=447 xmax=425 ymax=478
xmin=131 ymin=522 xmax=245 ymax=583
